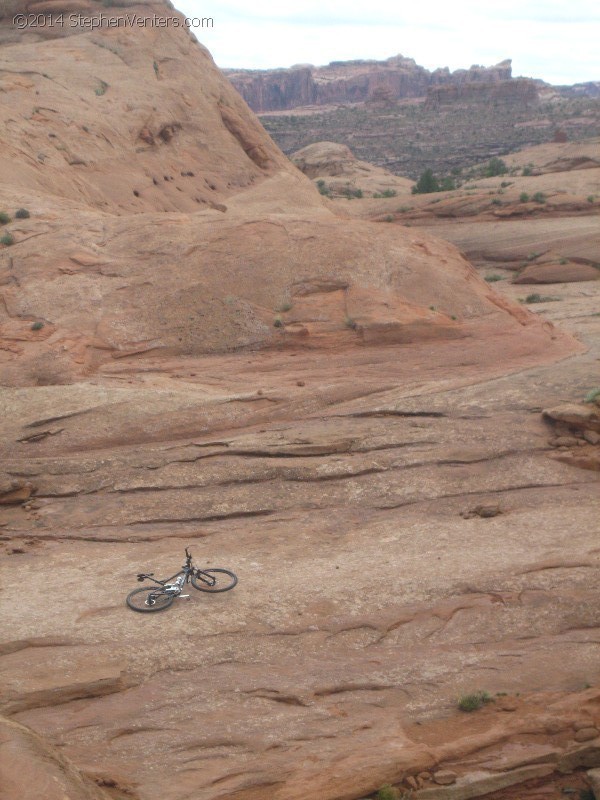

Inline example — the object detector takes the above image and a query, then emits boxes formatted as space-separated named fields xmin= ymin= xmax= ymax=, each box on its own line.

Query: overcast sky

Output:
xmin=174 ymin=0 xmax=599 ymax=85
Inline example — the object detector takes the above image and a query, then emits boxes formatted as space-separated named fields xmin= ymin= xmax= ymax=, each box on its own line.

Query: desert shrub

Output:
xmin=522 ymin=164 xmax=534 ymax=176
xmin=524 ymin=293 xmax=558 ymax=303
xmin=491 ymin=198 xmax=502 ymax=206
xmin=376 ymin=786 xmax=401 ymax=800
xmin=316 ymin=179 xmax=330 ymax=196
xmin=15 ymin=208 xmax=30 ymax=219
xmin=31 ymin=321 xmax=44 ymax=331
xmin=485 ymin=274 xmax=504 ymax=282
xmin=519 ymin=192 xmax=530 ymax=203
xmin=532 ymin=192 xmax=546 ymax=204
xmin=587 ymin=195 xmax=595 ymax=204
xmin=276 ymin=302 xmax=292 ymax=313
xmin=344 ymin=316 xmax=358 ymax=330
xmin=458 ymin=690 xmax=492 ymax=712
xmin=273 ymin=316 xmax=283 ymax=328
xmin=0 ymin=233 xmax=14 ymax=246
xmin=412 ymin=168 xmax=439 ymax=194
xmin=384 ymin=214 xmax=394 ymax=222
xmin=485 ymin=157 xmax=507 ymax=177
xmin=0 ymin=211 xmax=10 ymax=224
xmin=584 ymin=388 xmax=600 ymax=404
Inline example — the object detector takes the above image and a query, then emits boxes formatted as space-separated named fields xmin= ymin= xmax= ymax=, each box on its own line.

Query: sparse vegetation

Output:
xmin=95 ymin=80 xmax=109 ymax=96
xmin=559 ymin=258 xmax=568 ymax=265
xmin=316 ymin=179 xmax=330 ymax=196
xmin=15 ymin=208 xmax=30 ymax=219
xmin=587 ymin=195 xmax=595 ymax=204
xmin=491 ymin=198 xmax=502 ymax=206
xmin=31 ymin=321 xmax=44 ymax=331
xmin=0 ymin=233 xmax=15 ymax=246
xmin=522 ymin=164 xmax=534 ymax=176
xmin=384 ymin=214 xmax=394 ymax=222
xmin=458 ymin=690 xmax=492 ymax=712
xmin=273 ymin=316 xmax=283 ymax=328
xmin=524 ymin=293 xmax=559 ymax=304
xmin=519 ymin=192 xmax=530 ymax=203
xmin=373 ymin=189 xmax=397 ymax=198
xmin=484 ymin=274 xmax=505 ymax=282
xmin=344 ymin=316 xmax=358 ymax=330
xmin=532 ymin=191 xmax=546 ymax=204
xmin=276 ymin=302 xmax=293 ymax=313
xmin=0 ymin=211 xmax=11 ymax=224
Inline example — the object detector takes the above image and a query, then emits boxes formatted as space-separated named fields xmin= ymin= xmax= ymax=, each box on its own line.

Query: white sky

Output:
xmin=174 ymin=0 xmax=600 ymax=85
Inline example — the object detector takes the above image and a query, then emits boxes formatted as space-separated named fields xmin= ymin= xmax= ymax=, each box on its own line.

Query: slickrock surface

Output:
xmin=1 ymin=5 xmax=600 ymax=800
xmin=347 ymin=138 xmax=600 ymax=284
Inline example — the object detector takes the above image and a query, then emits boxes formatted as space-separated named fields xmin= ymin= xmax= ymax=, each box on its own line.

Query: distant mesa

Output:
xmin=224 ymin=55 xmax=514 ymax=113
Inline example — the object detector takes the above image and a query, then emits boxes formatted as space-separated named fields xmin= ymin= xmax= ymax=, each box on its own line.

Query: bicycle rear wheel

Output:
xmin=191 ymin=568 xmax=237 ymax=593
xmin=126 ymin=586 xmax=174 ymax=612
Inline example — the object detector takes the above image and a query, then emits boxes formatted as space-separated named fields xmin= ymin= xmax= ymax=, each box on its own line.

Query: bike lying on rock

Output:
xmin=126 ymin=547 xmax=237 ymax=612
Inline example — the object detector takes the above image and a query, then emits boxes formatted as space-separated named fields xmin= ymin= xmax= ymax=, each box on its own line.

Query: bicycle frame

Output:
xmin=143 ymin=566 xmax=192 ymax=588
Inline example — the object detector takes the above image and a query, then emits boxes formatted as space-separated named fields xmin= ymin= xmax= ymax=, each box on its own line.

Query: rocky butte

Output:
xmin=1 ymin=3 xmax=600 ymax=800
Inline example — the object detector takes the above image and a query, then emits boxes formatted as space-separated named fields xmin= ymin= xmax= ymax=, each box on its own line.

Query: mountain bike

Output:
xmin=126 ymin=547 xmax=237 ymax=612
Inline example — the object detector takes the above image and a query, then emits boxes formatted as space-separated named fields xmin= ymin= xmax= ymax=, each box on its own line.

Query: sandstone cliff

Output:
xmin=225 ymin=55 xmax=513 ymax=112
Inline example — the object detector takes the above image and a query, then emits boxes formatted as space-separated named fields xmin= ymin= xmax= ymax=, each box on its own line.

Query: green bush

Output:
xmin=412 ymin=168 xmax=439 ymax=194
xmin=485 ymin=274 xmax=504 ymax=282
xmin=0 ymin=233 xmax=14 ymax=246
xmin=15 ymin=208 xmax=30 ymax=219
xmin=273 ymin=316 xmax=283 ymax=328
xmin=491 ymin=198 xmax=502 ymax=206
xmin=587 ymin=195 xmax=595 ymax=204
xmin=458 ymin=690 xmax=492 ymax=712
xmin=584 ymin=388 xmax=600 ymax=404
xmin=519 ymin=192 xmax=530 ymax=203
xmin=0 ymin=211 xmax=10 ymax=224
xmin=485 ymin=157 xmax=507 ymax=177
xmin=276 ymin=302 xmax=292 ymax=313
xmin=532 ymin=192 xmax=546 ymax=204
xmin=522 ymin=165 xmax=533 ymax=176
xmin=31 ymin=321 xmax=44 ymax=331
xmin=376 ymin=786 xmax=401 ymax=800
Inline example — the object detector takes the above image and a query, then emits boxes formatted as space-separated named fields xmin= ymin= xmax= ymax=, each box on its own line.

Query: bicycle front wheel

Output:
xmin=126 ymin=586 xmax=174 ymax=612
xmin=191 ymin=569 xmax=237 ymax=593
